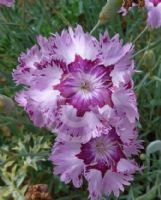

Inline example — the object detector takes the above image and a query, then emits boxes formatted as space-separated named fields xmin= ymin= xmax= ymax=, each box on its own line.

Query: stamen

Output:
xmin=80 ymin=82 xmax=90 ymax=91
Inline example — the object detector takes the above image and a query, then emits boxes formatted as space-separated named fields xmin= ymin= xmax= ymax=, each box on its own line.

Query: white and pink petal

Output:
xmin=49 ymin=141 xmax=84 ymax=188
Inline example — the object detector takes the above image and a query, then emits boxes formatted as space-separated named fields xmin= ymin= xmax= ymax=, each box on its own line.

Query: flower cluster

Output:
xmin=13 ymin=25 xmax=142 ymax=199
xmin=121 ymin=0 xmax=161 ymax=28
xmin=0 ymin=0 xmax=14 ymax=7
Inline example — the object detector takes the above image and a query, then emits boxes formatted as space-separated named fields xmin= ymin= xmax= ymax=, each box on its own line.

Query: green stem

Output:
xmin=133 ymin=26 xmax=148 ymax=43
xmin=90 ymin=21 xmax=100 ymax=34
xmin=152 ymin=75 xmax=161 ymax=82
xmin=133 ymin=38 xmax=161 ymax=57
xmin=0 ymin=22 xmax=21 ymax=26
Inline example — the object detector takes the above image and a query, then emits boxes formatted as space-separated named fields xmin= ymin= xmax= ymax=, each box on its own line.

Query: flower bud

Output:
xmin=140 ymin=153 xmax=146 ymax=161
xmin=99 ymin=0 xmax=123 ymax=24
xmin=0 ymin=94 xmax=15 ymax=114
xmin=142 ymin=50 xmax=155 ymax=72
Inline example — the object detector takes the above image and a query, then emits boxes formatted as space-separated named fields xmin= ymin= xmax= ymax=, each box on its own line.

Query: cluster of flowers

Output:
xmin=122 ymin=0 xmax=161 ymax=28
xmin=13 ymin=25 xmax=142 ymax=200
xmin=0 ymin=0 xmax=14 ymax=7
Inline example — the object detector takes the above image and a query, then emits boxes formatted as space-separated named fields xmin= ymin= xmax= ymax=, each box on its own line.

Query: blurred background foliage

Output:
xmin=0 ymin=0 xmax=161 ymax=199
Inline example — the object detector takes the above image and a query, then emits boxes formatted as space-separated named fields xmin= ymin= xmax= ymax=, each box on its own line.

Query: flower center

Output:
xmin=95 ymin=141 xmax=107 ymax=154
xmin=91 ymin=137 xmax=118 ymax=162
xmin=80 ymin=81 xmax=91 ymax=92
xmin=55 ymin=57 xmax=112 ymax=116
xmin=77 ymin=134 xmax=123 ymax=168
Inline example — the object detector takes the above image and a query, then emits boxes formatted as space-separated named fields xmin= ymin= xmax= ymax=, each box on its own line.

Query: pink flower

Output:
xmin=145 ymin=0 xmax=161 ymax=28
xmin=0 ymin=0 xmax=14 ymax=7
xmin=13 ymin=25 xmax=137 ymax=144
xmin=49 ymin=131 xmax=141 ymax=200
xmin=13 ymin=25 xmax=141 ymax=199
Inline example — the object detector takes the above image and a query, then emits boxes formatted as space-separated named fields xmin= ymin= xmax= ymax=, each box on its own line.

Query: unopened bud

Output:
xmin=0 ymin=94 xmax=15 ymax=114
xmin=99 ymin=0 xmax=122 ymax=24
xmin=142 ymin=50 xmax=155 ymax=72
xmin=140 ymin=153 xmax=146 ymax=161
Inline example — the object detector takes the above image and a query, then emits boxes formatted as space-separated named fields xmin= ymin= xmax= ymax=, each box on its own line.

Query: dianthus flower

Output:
xmin=13 ymin=25 xmax=142 ymax=198
xmin=13 ymin=25 xmax=138 ymax=143
xmin=49 ymin=130 xmax=142 ymax=200
xmin=0 ymin=0 xmax=14 ymax=7
xmin=145 ymin=0 xmax=161 ymax=28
